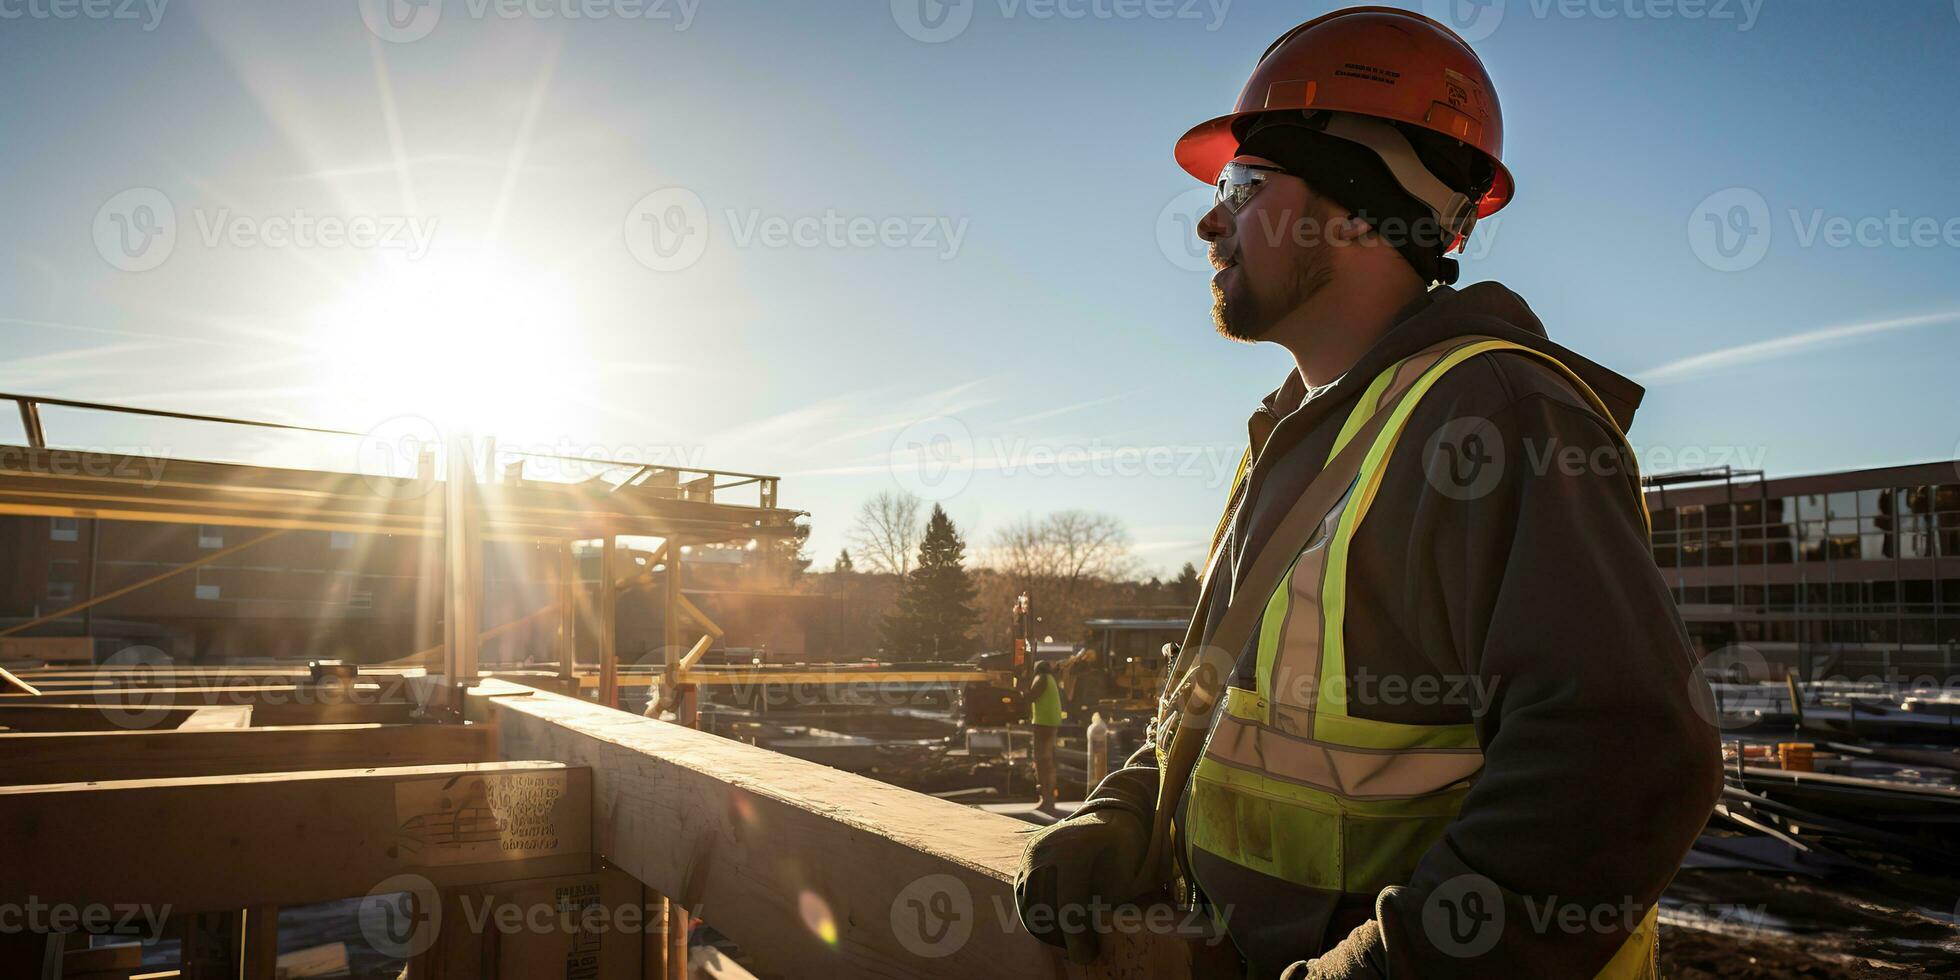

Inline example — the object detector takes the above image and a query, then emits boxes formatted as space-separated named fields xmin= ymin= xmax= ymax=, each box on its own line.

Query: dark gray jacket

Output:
xmin=1081 ymin=283 xmax=1722 ymax=978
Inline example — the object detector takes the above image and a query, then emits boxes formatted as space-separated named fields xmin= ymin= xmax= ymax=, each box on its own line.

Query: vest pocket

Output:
xmin=1189 ymin=754 xmax=1342 ymax=892
xmin=1337 ymin=787 xmax=1471 ymax=891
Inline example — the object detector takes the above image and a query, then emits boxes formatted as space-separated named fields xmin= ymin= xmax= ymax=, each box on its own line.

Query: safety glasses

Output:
xmin=1214 ymin=161 xmax=1288 ymax=214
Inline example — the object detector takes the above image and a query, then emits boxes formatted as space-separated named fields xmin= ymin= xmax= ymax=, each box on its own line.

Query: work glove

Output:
xmin=1012 ymin=808 xmax=1149 ymax=965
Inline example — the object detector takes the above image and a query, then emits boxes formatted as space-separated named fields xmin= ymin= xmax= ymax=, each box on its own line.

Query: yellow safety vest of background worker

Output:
xmin=1028 ymin=660 xmax=1065 ymax=813
xmin=1013 ymin=8 xmax=1723 ymax=978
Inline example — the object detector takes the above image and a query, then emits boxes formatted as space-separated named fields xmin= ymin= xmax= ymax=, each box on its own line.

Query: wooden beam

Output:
xmin=177 ymin=705 xmax=253 ymax=730
xmin=0 ymin=704 xmax=198 ymax=732
xmin=0 ymin=761 xmax=593 ymax=914
xmin=0 ymin=681 xmax=406 ymax=704
xmin=469 ymin=682 xmax=1195 ymax=979
xmin=0 ymin=723 xmax=494 ymax=785
xmin=0 ymin=664 xmax=38 ymax=696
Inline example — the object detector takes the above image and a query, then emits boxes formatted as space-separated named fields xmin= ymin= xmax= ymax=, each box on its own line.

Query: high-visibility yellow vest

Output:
xmin=1030 ymin=675 xmax=1063 ymax=727
xmin=1174 ymin=337 xmax=1657 ymax=978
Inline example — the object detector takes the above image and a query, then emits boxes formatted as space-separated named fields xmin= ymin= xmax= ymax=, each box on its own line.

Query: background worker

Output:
xmin=1013 ymin=7 xmax=1721 ymax=977
xmin=1027 ymin=659 xmax=1063 ymax=812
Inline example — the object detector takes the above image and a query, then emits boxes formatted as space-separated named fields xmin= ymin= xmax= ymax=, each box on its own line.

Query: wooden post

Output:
xmin=640 ymin=883 xmax=669 ymax=980
xmin=558 ymin=541 xmax=579 ymax=681
xmin=666 ymin=901 xmax=688 ymax=980
xmin=661 ymin=542 xmax=692 ymax=726
xmin=600 ymin=537 xmax=619 ymax=709
xmin=443 ymin=434 xmax=483 ymax=711
xmin=240 ymin=906 xmax=279 ymax=980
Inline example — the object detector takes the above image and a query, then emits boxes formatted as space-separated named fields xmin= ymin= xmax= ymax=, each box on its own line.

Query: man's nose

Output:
xmin=1196 ymin=201 xmax=1231 ymax=244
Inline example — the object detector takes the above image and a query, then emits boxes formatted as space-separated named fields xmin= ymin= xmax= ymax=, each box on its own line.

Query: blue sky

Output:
xmin=2 ymin=0 xmax=1958 ymax=575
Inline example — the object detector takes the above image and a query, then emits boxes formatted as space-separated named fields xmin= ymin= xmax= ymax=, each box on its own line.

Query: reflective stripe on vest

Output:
xmin=1183 ymin=338 xmax=1657 ymax=978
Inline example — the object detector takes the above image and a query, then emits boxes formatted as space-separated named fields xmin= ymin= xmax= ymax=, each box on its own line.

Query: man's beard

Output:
xmin=1211 ymin=244 xmax=1334 ymax=342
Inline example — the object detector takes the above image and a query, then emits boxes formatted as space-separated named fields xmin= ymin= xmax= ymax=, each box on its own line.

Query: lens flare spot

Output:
xmin=799 ymin=890 xmax=838 ymax=946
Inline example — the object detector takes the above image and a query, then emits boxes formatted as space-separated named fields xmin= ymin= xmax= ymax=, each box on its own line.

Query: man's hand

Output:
xmin=1012 ymin=808 xmax=1148 ymax=965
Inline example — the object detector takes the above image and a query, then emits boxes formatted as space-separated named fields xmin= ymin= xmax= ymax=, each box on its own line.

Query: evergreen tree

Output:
xmin=1172 ymin=561 xmax=1201 ymax=605
xmin=835 ymin=549 xmax=856 ymax=574
xmin=880 ymin=504 xmax=979 ymax=658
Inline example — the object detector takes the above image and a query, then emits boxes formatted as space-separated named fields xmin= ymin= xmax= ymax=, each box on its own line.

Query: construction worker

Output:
xmin=1013 ymin=7 xmax=1722 ymax=977
xmin=1028 ymin=659 xmax=1064 ymax=812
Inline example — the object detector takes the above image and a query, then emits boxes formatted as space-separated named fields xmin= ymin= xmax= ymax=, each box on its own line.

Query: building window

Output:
xmin=198 ymin=525 xmax=225 ymax=549
xmin=49 ymin=517 xmax=79 ymax=542
xmin=47 ymin=561 xmax=79 ymax=602
xmin=330 ymin=532 xmax=355 ymax=551
xmin=195 ymin=583 xmax=221 ymax=601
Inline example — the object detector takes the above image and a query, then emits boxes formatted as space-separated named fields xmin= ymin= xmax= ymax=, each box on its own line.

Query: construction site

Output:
xmin=6 ymin=2 xmax=1960 ymax=979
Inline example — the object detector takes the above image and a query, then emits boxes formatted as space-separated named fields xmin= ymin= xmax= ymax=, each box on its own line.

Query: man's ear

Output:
xmin=1328 ymin=211 xmax=1375 ymax=244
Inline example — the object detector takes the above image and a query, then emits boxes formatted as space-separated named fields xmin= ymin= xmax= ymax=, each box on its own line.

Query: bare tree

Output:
xmin=988 ymin=510 xmax=1135 ymax=636
xmin=848 ymin=490 xmax=925 ymax=576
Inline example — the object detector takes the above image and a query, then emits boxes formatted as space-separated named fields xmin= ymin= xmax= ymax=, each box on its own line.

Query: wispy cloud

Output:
xmin=1002 ymin=392 xmax=1127 ymax=427
xmin=1637 ymin=309 xmax=1960 ymax=386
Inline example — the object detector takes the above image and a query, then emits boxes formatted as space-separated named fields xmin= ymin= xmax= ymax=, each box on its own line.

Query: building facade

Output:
xmin=1644 ymin=460 xmax=1960 ymax=682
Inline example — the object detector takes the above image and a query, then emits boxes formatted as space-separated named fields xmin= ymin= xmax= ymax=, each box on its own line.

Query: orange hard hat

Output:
xmin=1175 ymin=6 xmax=1513 ymax=222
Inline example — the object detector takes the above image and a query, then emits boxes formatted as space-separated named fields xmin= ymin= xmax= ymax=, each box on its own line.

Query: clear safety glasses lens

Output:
xmin=1215 ymin=163 xmax=1283 ymax=213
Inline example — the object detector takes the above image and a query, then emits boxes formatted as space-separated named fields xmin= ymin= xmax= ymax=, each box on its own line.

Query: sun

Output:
xmin=311 ymin=244 xmax=584 ymax=439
